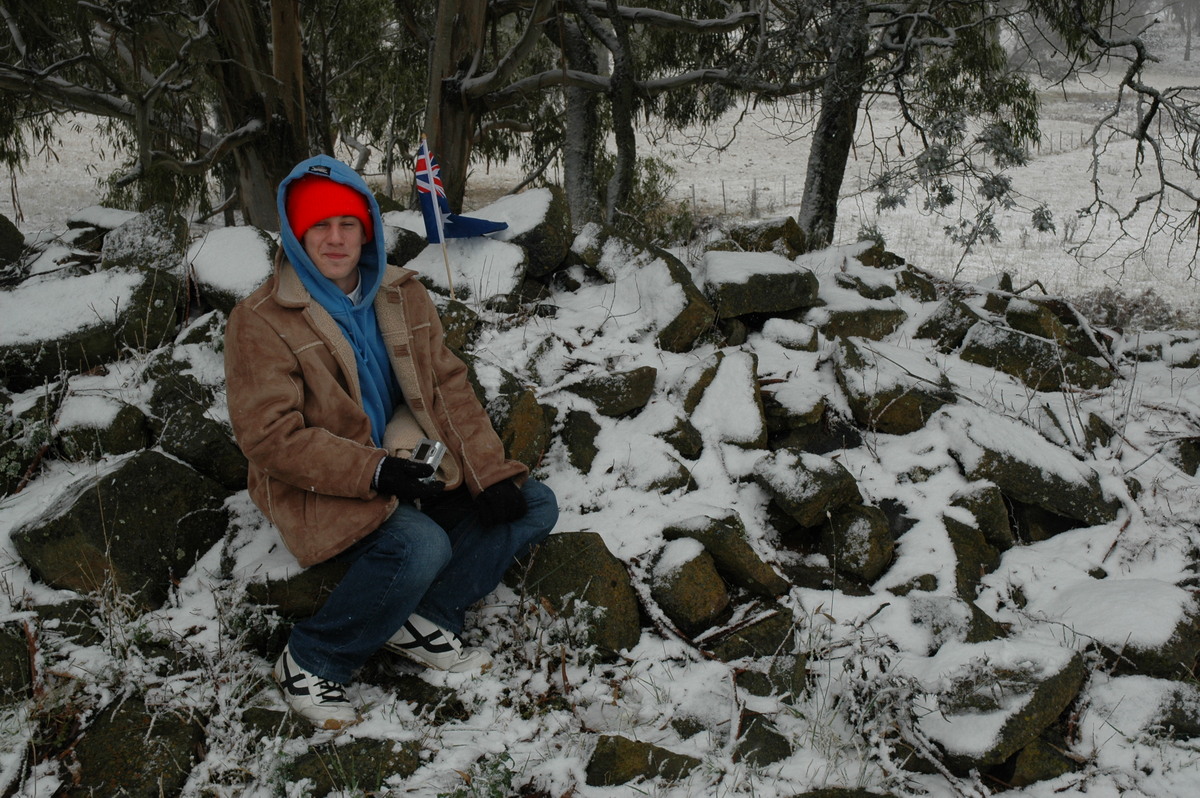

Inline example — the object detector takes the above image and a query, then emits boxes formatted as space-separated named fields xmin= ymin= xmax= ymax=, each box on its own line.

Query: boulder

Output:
xmin=651 ymin=539 xmax=731 ymax=637
xmin=651 ymin=245 xmax=719 ymax=354
xmin=1085 ymin=676 xmax=1200 ymax=740
xmin=1034 ymin=579 xmax=1200 ymax=679
xmin=11 ymin=450 xmax=230 ymax=609
xmin=0 ymin=213 xmax=25 ymax=266
xmin=909 ymin=642 xmax=1085 ymax=773
xmin=960 ymin=322 xmax=1115 ymax=392
xmin=70 ymin=696 xmax=205 ymax=797
xmin=561 ymin=409 xmax=602 ymax=472
xmin=585 ymin=734 xmax=701 ymax=787
xmin=834 ymin=270 xmax=896 ymax=300
xmin=662 ymin=514 xmax=788 ymax=597
xmin=943 ymin=513 xmax=1001 ymax=599
xmin=834 ymin=337 xmax=955 ymax=434
xmin=807 ymin=305 xmax=908 ymax=341
xmin=752 ymin=448 xmax=862 ymax=528
xmin=914 ymin=296 xmax=984 ymax=352
xmin=55 ymin=387 xmax=150 ymax=461
xmin=822 ymin=504 xmax=893 ymax=583
xmin=0 ymin=265 xmax=182 ymax=392
xmin=565 ymin=365 xmax=657 ymax=417
xmin=187 ymin=225 xmax=274 ymax=314
xmin=1009 ymin=734 xmax=1077 ymax=787
xmin=520 ymin=531 xmax=642 ymax=657
xmin=146 ymin=354 xmax=246 ymax=490
xmin=437 ymin=297 xmax=483 ymax=352
xmin=949 ymin=483 xmax=1016 ymax=551
xmin=735 ymin=710 xmax=792 ymax=766
xmin=1006 ymin=298 xmax=1070 ymax=345
xmin=937 ymin=405 xmax=1120 ymax=526
xmin=700 ymin=250 xmax=820 ymax=318
xmin=659 ymin=415 xmax=704 ymax=460
xmin=502 ymin=185 xmax=571 ymax=278
xmin=908 ymin=595 xmax=1006 ymax=654
xmin=687 ymin=350 xmax=768 ymax=448
xmin=896 ymin=268 xmax=939 ymax=302
xmin=705 ymin=605 xmax=796 ymax=662
xmin=724 ymin=215 xmax=806 ymax=257
xmin=493 ymin=386 xmax=553 ymax=470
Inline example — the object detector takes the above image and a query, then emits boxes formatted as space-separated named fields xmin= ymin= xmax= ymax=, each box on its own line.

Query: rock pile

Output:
xmin=1 ymin=191 xmax=1197 ymax=796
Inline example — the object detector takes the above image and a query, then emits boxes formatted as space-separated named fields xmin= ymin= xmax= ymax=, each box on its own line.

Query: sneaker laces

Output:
xmin=315 ymin=678 xmax=348 ymax=704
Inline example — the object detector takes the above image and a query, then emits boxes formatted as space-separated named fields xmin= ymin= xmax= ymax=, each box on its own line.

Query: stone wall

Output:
xmin=1 ymin=202 xmax=1198 ymax=796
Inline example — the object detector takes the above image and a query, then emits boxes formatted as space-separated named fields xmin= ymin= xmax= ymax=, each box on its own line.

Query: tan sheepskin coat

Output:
xmin=224 ymin=259 xmax=527 ymax=566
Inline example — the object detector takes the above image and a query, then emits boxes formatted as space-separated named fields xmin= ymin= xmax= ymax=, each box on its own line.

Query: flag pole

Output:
xmin=419 ymin=134 xmax=456 ymax=300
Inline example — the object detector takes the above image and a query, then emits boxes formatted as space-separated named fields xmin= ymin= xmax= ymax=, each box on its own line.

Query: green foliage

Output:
xmin=438 ymin=753 xmax=523 ymax=798
xmin=302 ymin=0 xmax=434 ymax=175
xmin=602 ymin=155 xmax=695 ymax=244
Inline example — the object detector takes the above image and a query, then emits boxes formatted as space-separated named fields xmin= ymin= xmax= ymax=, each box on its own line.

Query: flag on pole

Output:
xmin=415 ymin=137 xmax=508 ymax=243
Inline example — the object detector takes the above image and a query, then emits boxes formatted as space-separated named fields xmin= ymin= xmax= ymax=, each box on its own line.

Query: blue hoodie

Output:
xmin=276 ymin=155 xmax=400 ymax=446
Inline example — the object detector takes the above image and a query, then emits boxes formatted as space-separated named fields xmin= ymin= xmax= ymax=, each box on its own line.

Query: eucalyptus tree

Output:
xmin=424 ymin=0 xmax=792 ymax=229
xmin=0 ymin=0 xmax=429 ymax=229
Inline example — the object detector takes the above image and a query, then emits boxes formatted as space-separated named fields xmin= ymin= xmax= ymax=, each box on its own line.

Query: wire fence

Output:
xmin=679 ymin=127 xmax=1093 ymax=219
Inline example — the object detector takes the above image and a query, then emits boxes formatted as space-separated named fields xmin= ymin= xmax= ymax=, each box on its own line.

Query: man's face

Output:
xmin=302 ymin=216 xmax=366 ymax=292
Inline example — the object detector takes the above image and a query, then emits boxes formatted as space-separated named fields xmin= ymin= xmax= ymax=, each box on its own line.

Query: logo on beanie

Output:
xmin=307 ymin=165 xmax=332 ymax=176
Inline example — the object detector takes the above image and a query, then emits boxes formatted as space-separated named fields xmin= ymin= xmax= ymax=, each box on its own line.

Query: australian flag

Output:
xmin=415 ymin=137 xmax=508 ymax=243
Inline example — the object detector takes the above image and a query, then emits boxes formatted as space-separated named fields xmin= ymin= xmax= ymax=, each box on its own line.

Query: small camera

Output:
xmin=410 ymin=438 xmax=446 ymax=481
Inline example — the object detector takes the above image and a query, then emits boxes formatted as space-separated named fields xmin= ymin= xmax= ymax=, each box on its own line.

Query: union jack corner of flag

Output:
xmin=415 ymin=144 xmax=446 ymax=198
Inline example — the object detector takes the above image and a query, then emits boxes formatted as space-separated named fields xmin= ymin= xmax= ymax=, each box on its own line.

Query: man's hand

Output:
xmin=374 ymin=456 xmax=445 ymax=501
xmin=475 ymin=479 xmax=527 ymax=526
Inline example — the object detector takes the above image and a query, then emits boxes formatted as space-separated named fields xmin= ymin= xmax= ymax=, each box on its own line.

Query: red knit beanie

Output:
xmin=286 ymin=175 xmax=374 ymax=241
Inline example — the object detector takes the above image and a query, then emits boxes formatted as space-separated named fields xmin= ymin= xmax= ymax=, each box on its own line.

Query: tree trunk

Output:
xmin=425 ymin=0 xmax=488 ymax=211
xmin=559 ymin=19 xmax=603 ymax=227
xmin=206 ymin=0 xmax=309 ymax=230
xmin=795 ymin=1 xmax=868 ymax=249
xmin=603 ymin=0 xmax=637 ymax=224
xmin=271 ymin=0 xmax=307 ymax=142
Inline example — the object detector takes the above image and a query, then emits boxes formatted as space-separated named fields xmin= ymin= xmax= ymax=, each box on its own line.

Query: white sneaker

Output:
xmin=273 ymin=647 xmax=359 ymax=730
xmin=382 ymin=615 xmax=492 ymax=673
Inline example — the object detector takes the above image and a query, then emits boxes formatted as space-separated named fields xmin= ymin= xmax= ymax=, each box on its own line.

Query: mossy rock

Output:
xmin=585 ymin=734 xmax=701 ymax=786
xmin=70 ymin=697 xmax=205 ymax=797
xmin=561 ymin=409 xmax=602 ymax=472
xmin=960 ymin=322 xmax=1114 ymax=392
xmin=915 ymin=297 xmax=984 ymax=352
xmin=520 ymin=531 xmax=641 ymax=657
xmin=11 ymin=450 xmax=231 ymax=610
xmin=809 ymin=306 xmax=907 ymax=341
xmin=662 ymin=514 xmax=788 ymax=597
xmin=822 ymin=504 xmax=893 ymax=583
xmin=651 ymin=541 xmax=731 ymax=637
xmin=753 ymin=448 xmax=862 ymax=528
xmin=950 ymin=483 xmax=1016 ymax=551
xmin=734 ymin=710 xmax=792 ymax=766
xmin=284 ymin=738 xmax=423 ymax=795
xmin=565 ymin=365 xmax=657 ymax=417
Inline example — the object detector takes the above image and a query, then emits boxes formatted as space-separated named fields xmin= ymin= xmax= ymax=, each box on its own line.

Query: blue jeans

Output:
xmin=287 ymin=479 xmax=558 ymax=683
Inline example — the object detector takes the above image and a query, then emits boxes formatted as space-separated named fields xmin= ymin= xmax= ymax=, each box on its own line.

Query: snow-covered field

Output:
xmin=6 ymin=50 xmax=1200 ymax=326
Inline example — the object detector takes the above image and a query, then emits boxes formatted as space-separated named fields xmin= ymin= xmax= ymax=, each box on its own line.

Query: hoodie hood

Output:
xmin=276 ymin=155 xmax=399 ymax=446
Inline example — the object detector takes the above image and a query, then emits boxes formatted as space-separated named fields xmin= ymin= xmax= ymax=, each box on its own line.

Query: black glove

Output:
xmin=475 ymin=479 xmax=527 ymax=526
xmin=373 ymin=456 xmax=445 ymax=501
